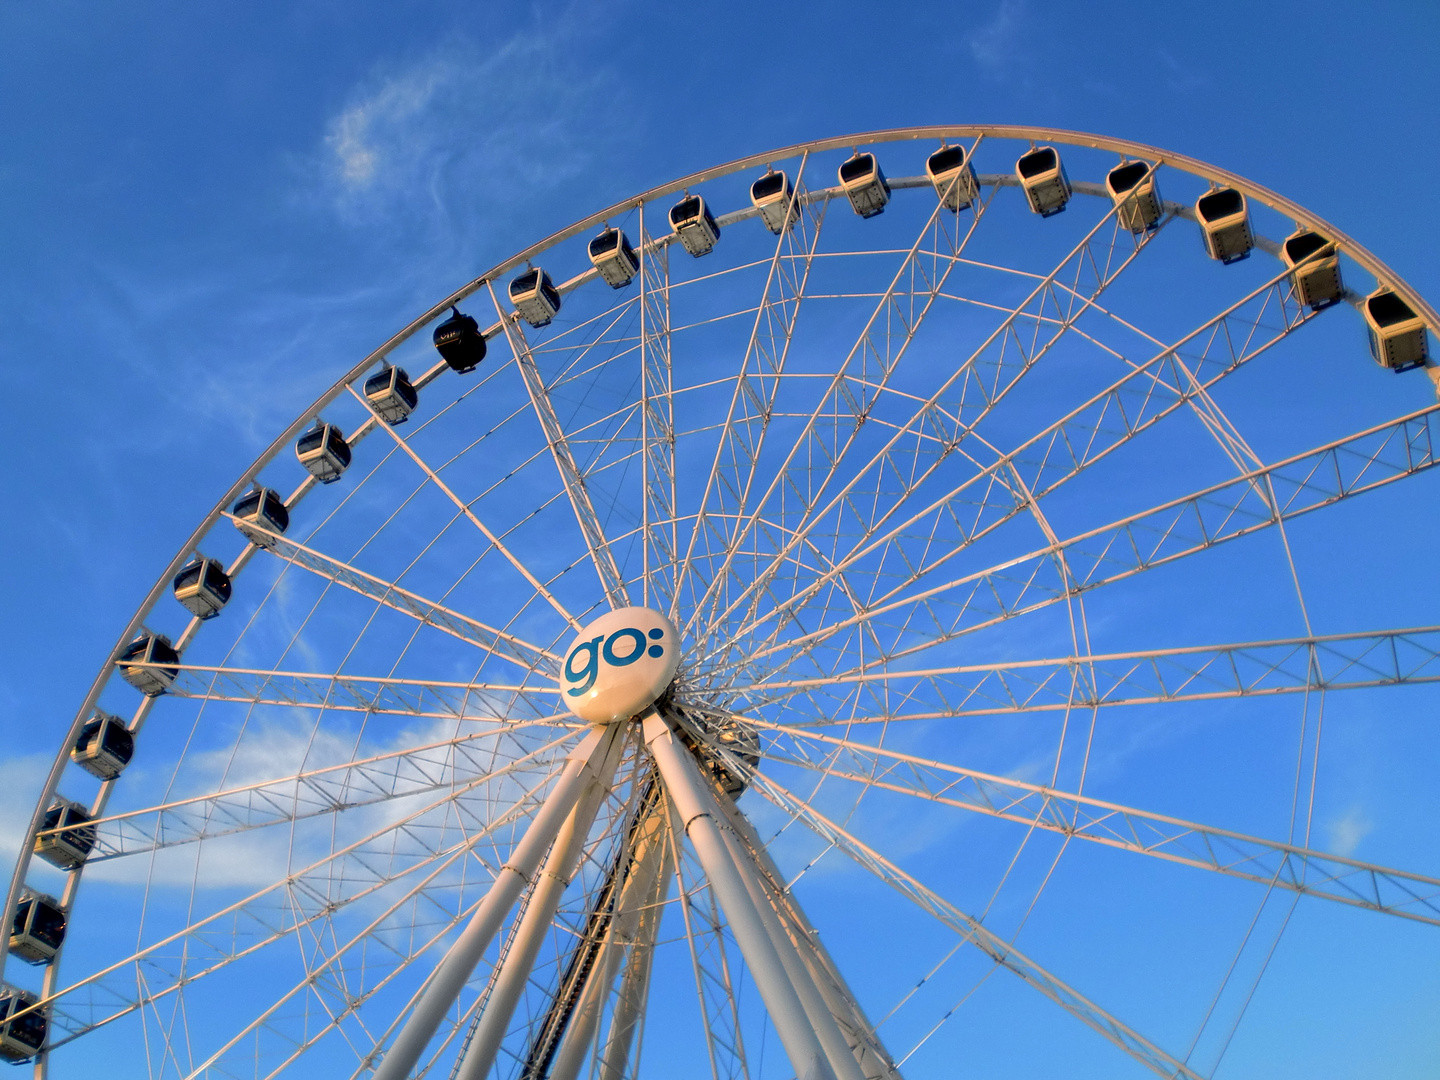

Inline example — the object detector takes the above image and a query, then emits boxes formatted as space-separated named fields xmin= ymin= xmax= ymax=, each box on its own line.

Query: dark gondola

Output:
xmin=1106 ymin=160 xmax=1163 ymax=233
xmin=0 ymin=988 xmax=45 ymax=1062
xmin=1195 ymin=187 xmax=1254 ymax=264
xmin=1281 ymin=229 xmax=1343 ymax=310
xmin=70 ymin=709 xmax=134 ymax=780
xmin=839 ymin=152 xmax=890 ymax=218
xmin=509 ymin=268 xmax=562 ymax=328
xmin=117 ymin=630 xmax=180 ymax=696
xmin=432 ymin=307 xmax=486 ymax=373
xmin=172 ymin=555 xmax=232 ymax=620
xmin=670 ymin=194 xmax=720 ymax=257
xmin=750 ymin=170 xmax=795 ymax=234
xmin=9 ymin=892 xmax=66 ymax=965
xmin=295 ymin=421 xmax=352 ymax=483
xmin=32 ymin=799 xmax=95 ymax=870
xmin=232 ymin=487 xmax=290 ymax=548
xmin=1016 ymin=145 xmax=1071 ymax=217
xmin=926 ymin=145 xmax=978 ymax=213
xmin=588 ymin=228 xmax=640 ymax=288
xmin=364 ymin=365 xmax=418 ymax=424
xmin=1364 ymin=289 xmax=1429 ymax=372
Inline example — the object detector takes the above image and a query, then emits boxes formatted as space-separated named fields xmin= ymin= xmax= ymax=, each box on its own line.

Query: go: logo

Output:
xmin=558 ymin=606 xmax=681 ymax=725
xmin=564 ymin=627 xmax=667 ymax=696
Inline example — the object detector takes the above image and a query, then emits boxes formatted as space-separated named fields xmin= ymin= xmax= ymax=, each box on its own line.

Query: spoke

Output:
xmin=488 ymin=281 xmax=630 ymax=611
xmin=637 ymin=204 xmax=679 ymax=611
xmin=228 ymin=513 xmax=561 ymax=676
xmin=742 ymin=404 xmax=1440 ymax=672
xmin=40 ymin=721 xmax=567 ymax=862
xmin=136 ymin=661 xmax=561 ymax=723
xmin=347 ymin=381 xmax=582 ymax=629
xmin=752 ymin=720 xmax=1440 ymax=925
xmin=746 ymin=771 xmax=1204 ymax=1080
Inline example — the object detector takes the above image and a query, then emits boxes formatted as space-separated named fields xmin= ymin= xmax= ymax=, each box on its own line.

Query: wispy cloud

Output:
xmin=968 ymin=0 xmax=1028 ymax=75
xmin=1324 ymin=804 xmax=1373 ymax=857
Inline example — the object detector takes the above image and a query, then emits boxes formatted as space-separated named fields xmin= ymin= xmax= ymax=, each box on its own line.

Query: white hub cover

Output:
xmin=560 ymin=606 xmax=680 ymax=724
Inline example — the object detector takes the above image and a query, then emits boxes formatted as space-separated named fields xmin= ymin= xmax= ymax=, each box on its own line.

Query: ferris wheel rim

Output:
xmin=7 ymin=123 xmax=1439 ymax=1077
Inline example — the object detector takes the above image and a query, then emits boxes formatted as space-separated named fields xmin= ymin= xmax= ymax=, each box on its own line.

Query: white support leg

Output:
xmin=597 ymin=839 xmax=671 ymax=1080
xmin=372 ymin=725 xmax=622 ymax=1080
xmin=454 ymin=727 xmax=629 ymax=1080
xmin=642 ymin=710 xmax=837 ymax=1080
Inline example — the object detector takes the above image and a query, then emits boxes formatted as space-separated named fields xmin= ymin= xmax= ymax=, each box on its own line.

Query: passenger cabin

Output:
xmin=670 ymin=195 xmax=720 ymax=257
xmin=1364 ymin=289 xmax=1429 ymax=372
xmin=117 ymin=631 xmax=179 ymax=696
xmin=510 ymin=268 xmax=562 ymax=327
xmin=750 ymin=170 xmax=795 ymax=234
xmin=71 ymin=710 xmax=134 ymax=780
xmin=295 ymin=421 xmax=352 ymax=484
xmin=1016 ymin=146 xmax=1071 ymax=217
xmin=1195 ymin=187 xmax=1253 ymax=264
xmin=364 ymin=365 xmax=418 ymax=424
xmin=232 ymin=488 xmax=290 ymax=548
xmin=432 ymin=307 xmax=486 ymax=374
xmin=926 ymin=145 xmax=978 ymax=213
xmin=588 ymin=228 xmax=639 ymax=288
xmin=9 ymin=893 xmax=65 ymax=965
xmin=33 ymin=799 xmax=95 ymax=870
xmin=172 ymin=555 xmax=231 ymax=620
xmin=839 ymin=152 xmax=890 ymax=218
xmin=0 ymin=987 xmax=45 ymax=1063
xmin=1281 ymin=229 xmax=1343 ymax=310
xmin=1106 ymin=161 xmax=1163 ymax=233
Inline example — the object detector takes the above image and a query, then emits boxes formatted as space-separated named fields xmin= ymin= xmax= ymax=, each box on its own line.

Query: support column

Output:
xmin=642 ymin=710 xmax=836 ymax=1080
xmin=597 ymin=837 xmax=671 ymax=1080
xmin=454 ymin=727 xmax=628 ymax=1080
xmin=371 ymin=725 xmax=621 ymax=1080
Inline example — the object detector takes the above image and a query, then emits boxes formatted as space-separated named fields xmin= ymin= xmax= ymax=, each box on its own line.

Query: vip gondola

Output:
xmin=750 ymin=170 xmax=796 ymax=234
xmin=926 ymin=145 xmax=978 ymax=213
xmin=9 ymin=893 xmax=65 ymax=966
xmin=1364 ymin=288 xmax=1429 ymax=372
xmin=1016 ymin=145 xmax=1071 ymax=217
xmin=295 ymin=421 xmax=352 ymax=483
xmin=70 ymin=709 xmax=134 ymax=780
xmin=432 ymin=307 xmax=486 ymax=373
xmin=839 ymin=151 xmax=890 ymax=218
xmin=232 ymin=487 xmax=289 ymax=548
xmin=117 ymin=630 xmax=179 ymax=696
xmin=588 ymin=228 xmax=639 ymax=288
xmin=364 ymin=365 xmax=418 ymax=424
xmin=670 ymin=194 xmax=720 ymax=257
xmin=1106 ymin=160 xmax=1163 ymax=233
xmin=1196 ymin=187 xmax=1254 ymax=264
xmin=1282 ymin=229 xmax=1343 ymax=310
xmin=172 ymin=555 xmax=231 ymax=620
xmin=32 ymin=799 xmax=95 ymax=870
xmin=0 ymin=987 xmax=45 ymax=1062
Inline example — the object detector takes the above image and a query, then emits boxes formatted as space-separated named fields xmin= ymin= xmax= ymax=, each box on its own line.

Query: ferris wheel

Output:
xmin=6 ymin=125 xmax=1440 ymax=1080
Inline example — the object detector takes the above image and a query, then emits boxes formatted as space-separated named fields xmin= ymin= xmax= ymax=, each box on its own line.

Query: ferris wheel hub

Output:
xmin=559 ymin=606 xmax=680 ymax=724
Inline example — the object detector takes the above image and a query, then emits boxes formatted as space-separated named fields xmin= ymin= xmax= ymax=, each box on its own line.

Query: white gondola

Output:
xmin=432 ymin=307 xmax=486 ymax=373
xmin=1195 ymin=187 xmax=1253 ymax=264
xmin=1364 ymin=288 xmax=1429 ymax=372
xmin=670 ymin=194 xmax=720 ymax=257
xmin=70 ymin=709 xmax=134 ymax=780
xmin=509 ymin=267 xmax=562 ymax=327
xmin=295 ymin=420 xmax=352 ymax=483
xmin=0 ymin=987 xmax=45 ymax=1062
xmin=32 ymin=799 xmax=95 ymax=870
xmin=1281 ymin=229 xmax=1343 ymax=310
xmin=1106 ymin=160 xmax=1163 ymax=233
xmin=232 ymin=487 xmax=289 ymax=548
xmin=839 ymin=152 xmax=890 ymax=218
xmin=750 ymin=170 xmax=795 ymax=234
xmin=1015 ymin=145 xmax=1071 ymax=217
xmin=588 ymin=228 xmax=639 ymax=288
xmin=172 ymin=554 xmax=232 ymax=619
xmin=9 ymin=892 xmax=65 ymax=965
xmin=364 ymin=364 xmax=418 ymax=424
xmin=117 ymin=630 xmax=179 ymax=696
xmin=926 ymin=145 xmax=978 ymax=212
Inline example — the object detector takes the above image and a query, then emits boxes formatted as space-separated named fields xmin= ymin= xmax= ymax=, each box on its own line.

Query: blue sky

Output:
xmin=2 ymin=1 xmax=1439 ymax=1077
